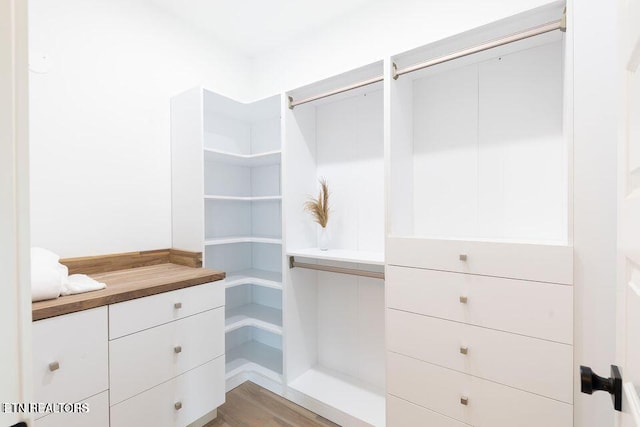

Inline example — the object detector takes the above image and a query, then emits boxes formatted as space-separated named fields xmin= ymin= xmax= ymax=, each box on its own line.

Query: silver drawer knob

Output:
xmin=459 ymin=295 xmax=468 ymax=304
xmin=48 ymin=361 xmax=60 ymax=372
xmin=459 ymin=254 xmax=467 ymax=261
xmin=174 ymin=346 xmax=182 ymax=354
xmin=174 ymin=401 xmax=182 ymax=410
xmin=174 ymin=302 xmax=182 ymax=309
xmin=460 ymin=396 xmax=469 ymax=405
xmin=460 ymin=346 xmax=468 ymax=355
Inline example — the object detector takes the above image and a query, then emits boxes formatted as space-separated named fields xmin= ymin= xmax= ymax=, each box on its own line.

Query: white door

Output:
xmin=0 ymin=0 xmax=32 ymax=426
xmin=617 ymin=0 xmax=640 ymax=424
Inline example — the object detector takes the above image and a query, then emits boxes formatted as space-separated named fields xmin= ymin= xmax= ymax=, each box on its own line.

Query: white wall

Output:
xmin=28 ymin=0 xmax=251 ymax=257
xmin=249 ymin=0 xmax=559 ymax=98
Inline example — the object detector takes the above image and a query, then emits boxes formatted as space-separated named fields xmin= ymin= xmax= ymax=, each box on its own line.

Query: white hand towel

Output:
xmin=61 ymin=274 xmax=106 ymax=296
xmin=31 ymin=247 xmax=66 ymax=302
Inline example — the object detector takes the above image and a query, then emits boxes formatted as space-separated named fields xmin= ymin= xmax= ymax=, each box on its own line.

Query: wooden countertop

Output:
xmin=32 ymin=263 xmax=225 ymax=321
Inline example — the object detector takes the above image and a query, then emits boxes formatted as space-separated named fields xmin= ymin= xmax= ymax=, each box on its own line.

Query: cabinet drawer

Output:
xmin=33 ymin=307 xmax=108 ymax=411
xmin=386 ymin=265 xmax=573 ymax=343
xmin=387 ymin=237 xmax=573 ymax=284
xmin=34 ymin=391 xmax=109 ymax=427
xmin=388 ymin=395 xmax=468 ymax=427
xmin=109 ymin=281 xmax=224 ymax=339
xmin=387 ymin=309 xmax=573 ymax=403
xmin=110 ymin=307 xmax=224 ymax=405
xmin=388 ymin=352 xmax=572 ymax=427
xmin=110 ymin=356 xmax=225 ymax=427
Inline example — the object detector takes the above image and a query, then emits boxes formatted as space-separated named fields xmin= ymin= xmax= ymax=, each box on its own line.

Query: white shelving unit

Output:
xmin=283 ymin=62 xmax=386 ymax=427
xmin=171 ymin=87 xmax=284 ymax=394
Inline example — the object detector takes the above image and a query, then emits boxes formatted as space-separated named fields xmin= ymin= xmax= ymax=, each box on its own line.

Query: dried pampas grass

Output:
xmin=304 ymin=178 xmax=330 ymax=228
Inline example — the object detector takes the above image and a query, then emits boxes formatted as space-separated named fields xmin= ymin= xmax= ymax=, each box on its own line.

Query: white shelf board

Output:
xmin=225 ymin=303 xmax=283 ymax=335
xmin=225 ymin=269 xmax=282 ymax=290
xmin=225 ymin=341 xmax=283 ymax=384
xmin=204 ymin=195 xmax=282 ymax=202
xmin=203 ymin=148 xmax=281 ymax=167
xmin=287 ymin=248 xmax=384 ymax=266
xmin=288 ymin=366 xmax=385 ymax=427
xmin=205 ymin=236 xmax=282 ymax=246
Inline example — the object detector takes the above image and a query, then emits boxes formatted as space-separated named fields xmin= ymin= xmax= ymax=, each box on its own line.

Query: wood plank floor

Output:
xmin=205 ymin=381 xmax=340 ymax=427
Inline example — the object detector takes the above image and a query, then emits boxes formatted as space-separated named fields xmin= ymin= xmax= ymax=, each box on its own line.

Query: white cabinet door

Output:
xmin=34 ymin=392 xmax=109 ymax=427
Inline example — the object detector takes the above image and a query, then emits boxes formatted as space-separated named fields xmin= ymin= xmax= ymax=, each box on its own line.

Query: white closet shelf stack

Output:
xmin=225 ymin=303 xmax=283 ymax=335
xmin=203 ymin=148 xmax=281 ymax=167
xmin=287 ymin=248 xmax=384 ymax=266
xmin=225 ymin=341 xmax=283 ymax=383
xmin=288 ymin=367 xmax=385 ymax=427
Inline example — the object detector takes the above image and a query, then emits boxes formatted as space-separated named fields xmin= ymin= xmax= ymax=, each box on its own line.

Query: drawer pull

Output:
xmin=174 ymin=302 xmax=182 ymax=309
xmin=174 ymin=346 xmax=183 ymax=354
xmin=460 ymin=396 xmax=469 ymax=406
xmin=459 ymin=254 xmax=468 ymax=261
xmin=174 ymin=401 xmax=182 ymax=411
xmin=48 ymin=361 xmax=60 ymax=372
xmin=459 ymin=295 xmax=468 ymax=304
xmin=459 ymin=346 xmax=468 ymax=355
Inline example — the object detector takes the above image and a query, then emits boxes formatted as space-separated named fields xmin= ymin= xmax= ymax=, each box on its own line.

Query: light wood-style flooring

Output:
xmin=205 ymin=381 xmax=340 ymax=427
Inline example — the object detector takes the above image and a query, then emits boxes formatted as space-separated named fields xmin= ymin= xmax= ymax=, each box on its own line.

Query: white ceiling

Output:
xmin=144 ymin=0 xmax=374 ymax=57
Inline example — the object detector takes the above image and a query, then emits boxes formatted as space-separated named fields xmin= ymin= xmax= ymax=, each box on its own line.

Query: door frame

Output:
xmin=0 ymin=0 xmax=32 ymax=425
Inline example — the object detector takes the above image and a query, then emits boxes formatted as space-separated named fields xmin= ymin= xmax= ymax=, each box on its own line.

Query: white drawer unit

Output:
xmin=109 ymin=281 xmax=224 ymax=339
xmin=34 ymin=391 xmax=110 ymax=427
xmin=386 ymin=265 xmax=573 ymax=344
xmin=387 ymin=395 xmax=469 ymax=427
xmin=388 ymin=352 xmax=573 ymax=427
xmin=32 ymin=307 xmax=109 ymax=415
xmin=387 ymin=309 xmax=573 ymax=403
xmin=109 ymin=307 xmax=225 ymax=405
xmin=387 ymin=237 xmax=573 ymax=285
xmin=110 ymin=356 xmax=225 ymax=427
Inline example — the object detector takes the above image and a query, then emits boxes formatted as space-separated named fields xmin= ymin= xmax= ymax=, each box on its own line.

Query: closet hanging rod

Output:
xmin=288 ymin=75 xmax=383 ymax=109
xmin=393 ymin=17 xmax=566 ymax=80
xmin=288 ymin=256 xmax=385 ymax=280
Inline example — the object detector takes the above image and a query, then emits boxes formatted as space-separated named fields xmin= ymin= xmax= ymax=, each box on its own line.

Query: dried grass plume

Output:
xmin=304 ymin=178 xmax=330 ymax=228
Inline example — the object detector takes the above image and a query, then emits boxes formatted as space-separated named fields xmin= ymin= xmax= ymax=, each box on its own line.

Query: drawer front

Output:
xmin=110 ymin=307 xmax=225 ymax=405
xmin=386 ymin=265 xmax=573 ymax=344
xmin=388 ymin=352 xmax=572 ymax=427
xmin=33 ymin=307 xmax=108 ymax=409
xmin=387 ymin=309 xmax=573 ymax=403
xmin=110 ymin=356 xmax=225 ymax=427
xmin=109 ymin=281 xmax=224 ymax=339
xmin=387 ymin=237 xmax=573 ymax=284
xmin=387 ymin=395 xmax=468 ymax=427
xmin=34 ymin=391 xmax=109 ymax=427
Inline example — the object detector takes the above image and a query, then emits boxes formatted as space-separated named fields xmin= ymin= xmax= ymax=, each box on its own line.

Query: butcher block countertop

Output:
xmin=32 ymin=250 xmax=225 ymax=321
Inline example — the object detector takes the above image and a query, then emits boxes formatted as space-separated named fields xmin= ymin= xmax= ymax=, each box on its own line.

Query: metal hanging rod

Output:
xmin=393 ymin=15 xmax=566 ymax=80
xmin=289 ymin=256 xmax=385 ymax=280
xmin=288 ymin=75 xmax=384 ymax=109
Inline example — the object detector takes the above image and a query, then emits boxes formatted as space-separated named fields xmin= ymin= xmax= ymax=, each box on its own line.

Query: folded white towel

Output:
xmin=31 ymin=247 xmax=66 ymax=302
xmin=61 ymin=274 xmax=106 ymax=296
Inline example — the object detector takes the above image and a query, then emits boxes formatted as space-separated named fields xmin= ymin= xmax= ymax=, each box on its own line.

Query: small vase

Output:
xmin=319 ymin=226 xmax=329 ymax=251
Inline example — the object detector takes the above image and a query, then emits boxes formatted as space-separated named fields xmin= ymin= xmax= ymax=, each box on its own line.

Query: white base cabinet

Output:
xmin=33 ymin=282 xmax=225 ymax=427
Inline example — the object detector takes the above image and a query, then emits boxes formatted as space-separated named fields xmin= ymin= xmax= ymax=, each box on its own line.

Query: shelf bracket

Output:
xmin=289 ymin=256 xmax=385 ymax=280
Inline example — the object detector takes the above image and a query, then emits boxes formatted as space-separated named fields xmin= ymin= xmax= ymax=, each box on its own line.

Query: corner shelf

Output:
xmin=288 ymin=366 xmax=385 ymax=427
xmin=225 ymin=341 xmax=283 ymax=384
xmin=203 ymin=148 xmax=281 ymax=167
xmin=287 ymin=248 xmax=384 ymax=266
xmin=225 ymin=303 xmax=283 ymax=335
xmin=205 ymin=236 xmax=282 ymax=246
xmin=204 ymin=195 xmax=282 ymax=202
xmin=225 ymin=269 xmax=282 ymax=290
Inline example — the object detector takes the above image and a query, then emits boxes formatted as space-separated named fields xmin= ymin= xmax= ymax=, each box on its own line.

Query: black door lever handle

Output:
xmin=580 ymin=365 xmax=622 ymax=411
